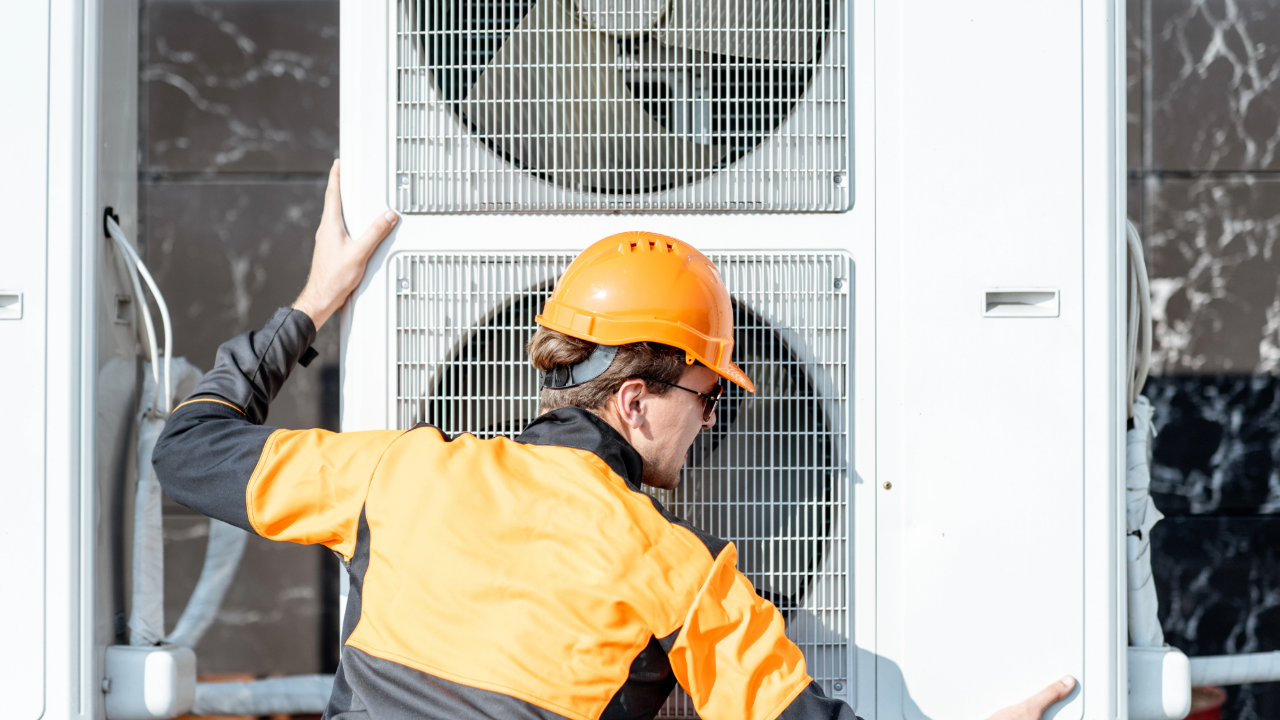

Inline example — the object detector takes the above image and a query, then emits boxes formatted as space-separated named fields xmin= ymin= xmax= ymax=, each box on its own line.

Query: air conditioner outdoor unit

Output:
xmin=341 ymin=0 xmax=1127 ymax=719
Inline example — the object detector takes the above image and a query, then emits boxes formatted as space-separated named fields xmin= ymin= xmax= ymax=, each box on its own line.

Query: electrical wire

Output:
xmin=107 ymin=215 xmax=173 ymax=415
xmin=1126 ymin=218 xmax=1152 ymax=418
xmin=112 ymin=227 xmax=160 ymax=391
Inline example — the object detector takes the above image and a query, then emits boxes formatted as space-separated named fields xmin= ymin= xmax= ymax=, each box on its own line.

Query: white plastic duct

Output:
xmin=1128 ymin=647 xmax=1191 ymax=720
xmin=1189 ymin=652 xmax=1280 ymax=686
xmin=192 ymin=675 xmax=335 ymax=716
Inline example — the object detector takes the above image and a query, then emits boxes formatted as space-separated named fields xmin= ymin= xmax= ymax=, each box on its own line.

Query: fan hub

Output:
xmin=574 ymin=0 xmax=667 ymax=36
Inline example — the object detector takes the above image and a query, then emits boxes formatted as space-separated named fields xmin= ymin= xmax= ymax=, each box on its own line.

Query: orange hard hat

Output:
xmin=536 ymin=231 xmax=755 ymax=392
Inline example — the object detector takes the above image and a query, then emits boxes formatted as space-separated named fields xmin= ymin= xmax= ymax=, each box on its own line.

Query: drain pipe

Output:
xmin=1124 ymin=221 xmax=1192 ymax=720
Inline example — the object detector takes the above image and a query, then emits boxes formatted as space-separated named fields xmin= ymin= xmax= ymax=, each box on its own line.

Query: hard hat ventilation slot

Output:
xmin=393 ymin=251 xmax=852 ymax=709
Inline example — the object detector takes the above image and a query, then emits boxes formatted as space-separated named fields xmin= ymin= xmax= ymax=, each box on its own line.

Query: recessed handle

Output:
xmin=0 ymin=291 xmax=22 ymax=320
xmin=982 ymin=289 xmax=1059 ymax=318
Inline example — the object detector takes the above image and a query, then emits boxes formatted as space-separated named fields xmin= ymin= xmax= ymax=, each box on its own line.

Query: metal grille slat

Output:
xmin=393 ymin=252 xmax=852 ymax=716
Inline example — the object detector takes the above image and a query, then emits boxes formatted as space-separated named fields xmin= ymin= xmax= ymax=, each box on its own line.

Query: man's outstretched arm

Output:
xmin=153 ymin=159 xmax=401 ymax=555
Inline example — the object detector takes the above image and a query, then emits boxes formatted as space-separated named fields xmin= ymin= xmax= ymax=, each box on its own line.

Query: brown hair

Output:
xmin=526 ymin=327 xmax=689 ymax=413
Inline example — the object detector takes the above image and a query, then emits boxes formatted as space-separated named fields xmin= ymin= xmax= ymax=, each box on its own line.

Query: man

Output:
xmin=154 ymin=161 xmax=1074 ymax=720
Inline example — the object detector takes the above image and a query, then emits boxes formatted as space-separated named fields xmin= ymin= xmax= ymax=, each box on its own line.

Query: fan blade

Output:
xmin=462 ymin=0 xmax=726 ymax=194
xmin=659 ymin=0 xmax=822 ymax=62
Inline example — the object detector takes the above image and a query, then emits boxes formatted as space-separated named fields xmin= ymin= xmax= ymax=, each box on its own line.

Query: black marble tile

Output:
xmin=1152 ymin=515 xmax=1280 ymax=719
xmin=1146 ymin=375 xmax=1280 ymax=515
xmin=1145 ymin=177 xmax=1280 ymax=375
xmin=163 ymin=513 xmax=332 ymax=676
xmin=1128 ymin=0 xmax=1144 ymax=171
xmin=141 ymin=178 xmax=338 ymax=430
xmin=1150 ymin=0 xmax=1280 ymax=172
xmin=142 ymin=0 xmax=339 ymax=174
xmin=1128 ymin=176 xmax=1144 ymax=237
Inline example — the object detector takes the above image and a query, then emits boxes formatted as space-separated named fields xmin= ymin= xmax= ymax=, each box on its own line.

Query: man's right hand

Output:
xmin=986 ymin=677 xmax=1076 ymax=720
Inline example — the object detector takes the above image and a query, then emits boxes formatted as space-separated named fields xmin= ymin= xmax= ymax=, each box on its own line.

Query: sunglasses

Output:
xmin=651 ymin=379 xmax=724 ymax=422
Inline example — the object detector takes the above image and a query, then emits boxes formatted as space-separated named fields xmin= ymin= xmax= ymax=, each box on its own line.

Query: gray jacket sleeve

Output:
xmin=152 ymin=307 xmax=317 ymax=531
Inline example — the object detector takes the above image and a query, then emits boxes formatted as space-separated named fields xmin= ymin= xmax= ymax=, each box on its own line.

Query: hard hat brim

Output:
xmin=717 ymin=360 xmax=756 ymax=394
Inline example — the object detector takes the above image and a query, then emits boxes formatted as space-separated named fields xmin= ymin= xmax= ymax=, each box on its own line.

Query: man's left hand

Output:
xmin=292 ymin=158 xmax=398 ymax=329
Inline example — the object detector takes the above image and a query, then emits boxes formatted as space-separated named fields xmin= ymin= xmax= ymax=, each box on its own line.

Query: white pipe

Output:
xmin=1126 ymin=395 xmax=1164 ymax=648
xmin=191 ymin=675 xmax=335 ymax=716
xmin=108 ymin=216 xmax=173 ymax=414
xmin=1125 ymin=219 xmax=1152 ymax=419
xmin=128 ymin=368 xmax=167 ymax=646
xmin=129 ymin=357 xmax=205 ymax=647
xmin=109 ymin=222 xmax=160 ymax=390
xmin=1124 ymin=219 xmax=1164 ymax=650
xmin=1189 ymin=651 xmax=1280 ymax=687
xmin=166 ymin=519 xmax=249 ymax=649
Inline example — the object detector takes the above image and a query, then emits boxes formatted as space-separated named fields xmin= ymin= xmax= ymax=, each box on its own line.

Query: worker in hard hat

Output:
xmin=153 ymin=160 xmax=1075 ymax=720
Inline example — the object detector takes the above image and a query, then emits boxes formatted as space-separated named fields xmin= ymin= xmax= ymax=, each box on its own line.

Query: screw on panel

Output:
xmin=399 ymin=279 xmax=410 ymax=291
xmin=834 ymin=278 xmax=844 ymax=290
xmin=883 ymin=482 xmax=892 ymax=490
xmin=833 ymin=682 xmax=844 ymax=692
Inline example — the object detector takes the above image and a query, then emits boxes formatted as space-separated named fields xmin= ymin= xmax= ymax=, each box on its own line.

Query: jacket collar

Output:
xmin=516 ymin=407 xmax=645 ymax=489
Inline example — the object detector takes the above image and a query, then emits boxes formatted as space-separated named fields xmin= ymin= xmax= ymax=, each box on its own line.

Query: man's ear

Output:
xmin=613 ymin=378 xmax=649 ymax=430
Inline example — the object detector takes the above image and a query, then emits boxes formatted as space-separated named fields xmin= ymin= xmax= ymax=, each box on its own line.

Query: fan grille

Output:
xmin=395 ymin=0 xmax=850 ymax=212
xmin=392 ymin=252 xmax=853 ymax=713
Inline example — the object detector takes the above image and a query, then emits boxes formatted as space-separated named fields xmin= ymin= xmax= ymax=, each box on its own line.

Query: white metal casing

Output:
xmin=339 ymin=0 xmax=1127 ymax=718
xmin=345 ymin=0 xmax=1126 ymax=712
xmin=0 ymin=0 xmax=141 ymax=717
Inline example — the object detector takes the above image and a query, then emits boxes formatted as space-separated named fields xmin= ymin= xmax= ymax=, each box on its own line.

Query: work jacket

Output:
xmin=154 ymin=307 xmax=856 ymax=720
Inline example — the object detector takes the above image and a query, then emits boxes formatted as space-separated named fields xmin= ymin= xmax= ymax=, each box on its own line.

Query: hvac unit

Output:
xmin=341 ymin=0 xmax=1126 ymax=719
xmin=5 ymin=0 xmax=1166 ymax=717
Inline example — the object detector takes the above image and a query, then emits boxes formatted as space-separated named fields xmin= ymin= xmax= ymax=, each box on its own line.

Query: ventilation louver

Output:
xmin=395 ymin=0 xmax=850 ymax=212
xmin=393 ymin=252 xmax=852 ymax=715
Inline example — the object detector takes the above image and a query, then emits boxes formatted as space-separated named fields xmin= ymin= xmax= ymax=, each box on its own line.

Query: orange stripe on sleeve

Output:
xmin=172 ymin=397 xmax=246 ymax=415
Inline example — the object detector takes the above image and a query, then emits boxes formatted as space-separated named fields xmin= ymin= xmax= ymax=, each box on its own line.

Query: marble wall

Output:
xmin=139 ymin=0 xmax=342 ymax=677
xmin=1131 ymin=0 xmax=1280 ymax=717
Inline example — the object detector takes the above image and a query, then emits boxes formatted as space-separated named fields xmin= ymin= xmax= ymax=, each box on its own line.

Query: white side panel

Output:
xmin=340 ymin=0 xmax=393 ymax=433
xmin=875 ymin=0 xmax=1117 ymax=718
xmin=0 ymin=1 xmax=51 ymax=717
xmin=1081 ymin=0 xmax=1128 ymax=714
xmin=95 ymin=4 xmax=142 ymax=720
xmin=46 ymin=0 xmax=98 ymax=716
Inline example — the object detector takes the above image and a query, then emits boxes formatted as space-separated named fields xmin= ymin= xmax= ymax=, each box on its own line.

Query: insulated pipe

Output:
xmin=129 ymin=368 xmax=168 ymax=646
xmin=191 ymin=675 xmax=335 ymax=716
xmin=166 ymin=519 xmax=249 ymax=649
xmin=1126 ymin=395 xmax=1164 ymax=648
xmin=1189 ymin=652 xmax=1280 ymax=687
xmin=1125 ymin=220 xmax=1164 ymax=649
xmin=129 ymin=358 xmax=204 ymax=647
